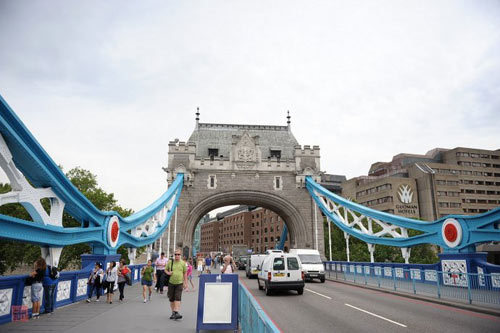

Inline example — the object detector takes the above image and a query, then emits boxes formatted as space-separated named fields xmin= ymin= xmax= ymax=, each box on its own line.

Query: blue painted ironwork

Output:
xmin=0 ymin=94 xmax=184 ymax=254
xmin=306 ymin=176 xmax=500 ymax=253
xmin=277 ymin=224 xmax=287 ymax=250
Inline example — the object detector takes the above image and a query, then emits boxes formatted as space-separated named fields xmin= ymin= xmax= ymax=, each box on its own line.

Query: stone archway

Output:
xmin=181 ymin=190 xmax=310 ymax=252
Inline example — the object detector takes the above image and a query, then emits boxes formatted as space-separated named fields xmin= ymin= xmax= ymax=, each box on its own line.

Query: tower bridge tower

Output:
xmin=162 ymin=112 xmax=324 ymax=257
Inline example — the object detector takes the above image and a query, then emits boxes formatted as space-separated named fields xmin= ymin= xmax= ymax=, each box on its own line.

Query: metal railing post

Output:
xmin=467 ymin=273 xmax=472 ymax=305
xmin=393 ymin=267 xmax=397 ymax=291
xmin=436 ymin=271 xmax=441 ymax=299
xmin=411 ymin=270 xmax=416 ymax=294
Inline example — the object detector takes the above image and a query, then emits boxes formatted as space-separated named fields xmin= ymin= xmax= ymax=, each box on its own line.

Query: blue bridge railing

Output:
xmin=239 ymin=279 xmax=281 ymax=333
xmin=0 ymin=263 xmax=146 ymax=324
xmin=325 ymin=261 xmax=500 ymax=308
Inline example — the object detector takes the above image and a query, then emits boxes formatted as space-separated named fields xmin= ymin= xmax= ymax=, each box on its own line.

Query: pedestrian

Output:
xmin=205 ymin=255 xmax=212 ymax=274
xmin=141 ymin=259 xmax=156 ymax=303
xmin=27 ymin=258 xmax=46 ymax=319
xmin=197 ymin=257 xmax=204 ymax=277
xmin=165 ymin=249 xmax=188 ymax=320
xmin=221 ymin=255 xmax=237 ymax=274
xmin=42 ymin=260 xmax=59 ymax=315
xmin=117 ymin=259 xmax=130 ymax=302
xmin=105 ymin=261 xmax=117 ymax=304
xmin=187 ymin=258 xmax=195 ymax=291
xmin=86 ymin=262 xmax=103 ymax=303
xmin=155 ymin=252 xmax=168 ymax=294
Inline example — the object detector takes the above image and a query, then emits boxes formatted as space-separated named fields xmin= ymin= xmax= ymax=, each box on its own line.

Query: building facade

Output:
xmin=199 ymin=206 xmax=290 ymax=255
xmin=342 ymin=147 xmax=500 ymax=263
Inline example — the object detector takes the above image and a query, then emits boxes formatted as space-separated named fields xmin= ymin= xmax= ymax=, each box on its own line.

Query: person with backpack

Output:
xmin=165 ymin=249 xmax=187 ymax=320
xmin=86 ymin=262 xmax=103 ymax=303
xmin=42 ymin=259 xmax=59 ymax=315
xmin=117 ymin=259 xmax=130 ymax=302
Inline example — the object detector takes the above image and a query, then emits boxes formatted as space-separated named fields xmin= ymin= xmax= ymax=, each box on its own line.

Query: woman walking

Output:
xmin=105 ymin=261 xmax=117 ymax=304
xmin=221 ymin=255 xmax=237 ymax=274
xmin=27 ymin=258 xmax=46 ymax=319
xmin=86 ymin=262 xmax=103 ymax=302
xmin=117 ymin=259 xmax=130 ymax=302
xmin=186 ymin=258 xmax=195 ymax=291
xmin=141 ymin=259 xmax=156 ymax=303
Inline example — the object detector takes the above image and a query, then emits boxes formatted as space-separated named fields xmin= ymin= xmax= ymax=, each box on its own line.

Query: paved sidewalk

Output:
xmin=1 ymin=276 xmax=221 ymax=333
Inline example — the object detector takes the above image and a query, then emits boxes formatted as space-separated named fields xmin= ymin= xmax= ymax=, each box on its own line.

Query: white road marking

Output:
xmin=305 ymin=288 xmax=332 ymax=299
xmin=345 ymin=303 xmax=407 ymax=328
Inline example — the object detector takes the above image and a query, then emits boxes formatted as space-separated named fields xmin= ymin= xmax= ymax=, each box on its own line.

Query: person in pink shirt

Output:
xmin=186 ymin=257 xmax=195 ymax=291
xmin=155 ymin=252 xmax=168 ymax=294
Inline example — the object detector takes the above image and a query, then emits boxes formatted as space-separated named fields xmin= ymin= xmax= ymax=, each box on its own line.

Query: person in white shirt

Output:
xmin=105 ymin=261 xmax=118 ymax=304
xmin=155 ymin=252 xmax=168 ymax=294
xmin=221 ymin=255 xmax=237 ymax=274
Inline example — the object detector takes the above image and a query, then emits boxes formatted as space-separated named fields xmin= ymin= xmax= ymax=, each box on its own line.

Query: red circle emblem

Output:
xmin=111 ymin=221 xmax=119 ymax=242
xmin=444 ymin=223 xmax=457 ymax=242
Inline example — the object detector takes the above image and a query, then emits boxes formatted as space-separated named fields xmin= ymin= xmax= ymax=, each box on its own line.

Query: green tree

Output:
xmin=0 ymin=167 xmax=135 ymax=274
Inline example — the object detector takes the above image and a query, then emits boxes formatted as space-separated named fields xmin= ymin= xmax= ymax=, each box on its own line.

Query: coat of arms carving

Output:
xmin=234 ymin=132 xmax=257 ymax=165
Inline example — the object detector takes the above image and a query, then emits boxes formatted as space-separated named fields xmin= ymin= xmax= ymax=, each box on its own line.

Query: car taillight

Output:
xmin=268 ymin=272 xmax=272 ymax=281
xmin=301 ymin=271 xmax=305 ymax=280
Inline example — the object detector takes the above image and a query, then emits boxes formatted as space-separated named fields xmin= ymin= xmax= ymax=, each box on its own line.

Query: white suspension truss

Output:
xmin=0 ymin=134 xmax=64 ymax=266
xmin=314 ymin=189 xmax=411 ymax=263
xmin=130 ymin=188 xmax=179 ymax=244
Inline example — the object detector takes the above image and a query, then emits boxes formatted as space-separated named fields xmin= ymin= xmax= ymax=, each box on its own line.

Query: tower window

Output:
xmin=208 ymin=148 xmax=219 ymax=160
xmin=270 ymin=150 xmax=281 ymax=159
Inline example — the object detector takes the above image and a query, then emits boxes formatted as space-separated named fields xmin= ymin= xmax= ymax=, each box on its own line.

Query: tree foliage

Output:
xmin=0 ymin=167 xmax=135 ymax=274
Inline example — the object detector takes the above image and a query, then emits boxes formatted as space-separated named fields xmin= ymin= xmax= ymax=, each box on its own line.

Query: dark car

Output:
xmin=238 ymin=256 xmax=248 ymax=270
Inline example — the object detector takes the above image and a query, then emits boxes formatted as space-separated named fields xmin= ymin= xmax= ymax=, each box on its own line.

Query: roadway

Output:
xmin=237 ymin=270 xmax=500 ymax=333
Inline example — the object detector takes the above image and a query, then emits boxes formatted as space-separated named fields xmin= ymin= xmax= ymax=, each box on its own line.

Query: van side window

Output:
xmin=287 ymin=257 xmax=300 ymax=270
xmin=273 ymin=258 xmax=285 ymax=270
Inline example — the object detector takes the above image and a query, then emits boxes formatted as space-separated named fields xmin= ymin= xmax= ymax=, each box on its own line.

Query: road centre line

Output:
xmin=305 ymin=288 xmax=332 ymax=299
xmin=345 ymin=303 xmax=407 ymax=328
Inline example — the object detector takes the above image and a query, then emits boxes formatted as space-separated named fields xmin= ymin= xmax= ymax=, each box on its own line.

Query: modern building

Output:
xmin=320 ymin=173 xmax=346 ymax=195
xmin=199 ymin=205 xmax=290 ymax=255
xmin=342 ymin=147 xmax=500 ymax=263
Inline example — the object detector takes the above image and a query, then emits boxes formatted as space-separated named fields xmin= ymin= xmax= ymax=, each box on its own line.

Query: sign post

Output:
xmin=196 ymin=273 xmax=238 ymax=332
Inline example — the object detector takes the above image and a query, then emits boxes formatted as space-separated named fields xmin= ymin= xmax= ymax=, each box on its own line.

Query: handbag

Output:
xmin=125 ymin=272 xmax=132 ymax=286
xmin=164 ymin=260 xmax=174 ymax=285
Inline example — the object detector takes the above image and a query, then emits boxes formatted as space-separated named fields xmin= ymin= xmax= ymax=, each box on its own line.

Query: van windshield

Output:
xmin=298 ymin=254 xmax=322 ymax=264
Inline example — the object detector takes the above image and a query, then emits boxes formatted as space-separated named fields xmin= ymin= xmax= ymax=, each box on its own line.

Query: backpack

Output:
xmin=48 ymin=265 xmax=59 ymax=280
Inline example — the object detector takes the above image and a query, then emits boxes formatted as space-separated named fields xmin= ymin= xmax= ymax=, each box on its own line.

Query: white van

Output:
xmin=257 ymin=253 xmax=305 ymax=295
xmin=246 ymin=254 xmax=267 ymax=279
xmin=289 ymin=249 xmax=325 ymax=283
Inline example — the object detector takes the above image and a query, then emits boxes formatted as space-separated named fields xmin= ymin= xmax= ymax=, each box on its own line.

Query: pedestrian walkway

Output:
xmin=1 ymin=276 xmax=222 ymax=333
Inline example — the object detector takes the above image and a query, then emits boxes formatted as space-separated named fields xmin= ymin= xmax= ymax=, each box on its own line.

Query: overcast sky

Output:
xmin=0 ymin=1 xmax=499 ymax=212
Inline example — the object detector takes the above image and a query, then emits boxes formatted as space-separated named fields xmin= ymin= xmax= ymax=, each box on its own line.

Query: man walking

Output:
xmin=204 ymin=255 xmax=212 ymax=274
xmin=155 ymin=252 xmax=167 ymax=294
xmin=165 ymin=249 xmax=187 ymax=320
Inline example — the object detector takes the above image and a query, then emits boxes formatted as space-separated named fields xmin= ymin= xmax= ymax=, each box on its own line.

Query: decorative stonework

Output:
xmin=235 ymin=132 xmax=257 ymax=163
xmin=442 ymin=260 xmax=467 ymax=287
xmin=56 ymin=280 xmax=71 ymax=301
xmin=424 ymin=270 xmax=437 ymax=281
xmin=410 ymin=268 xmax=421 ymax=280
xmin=77 ymin=279 xmax=88 ymax=296
xmin=477 ymin=267 xmax=485 ymax=287
xmin=491 ymin=273 xmax=500 ymax=288
xmin=0 ymin=289 xmax=13 ymax=317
